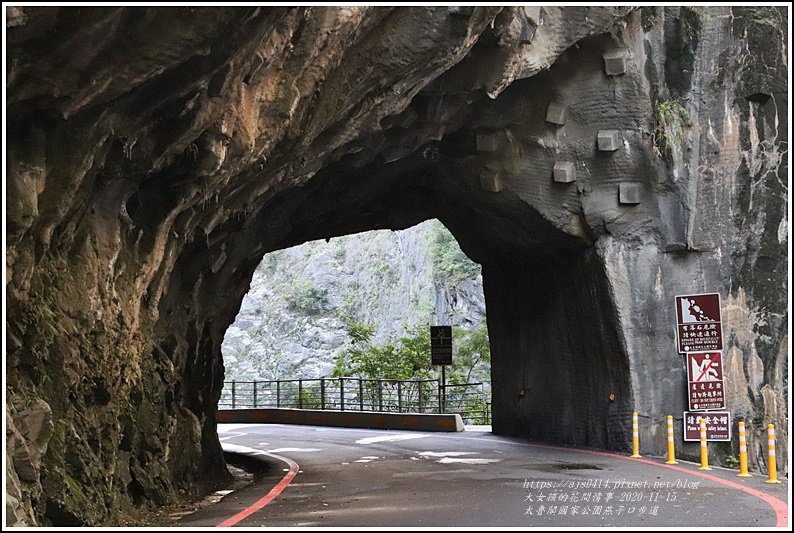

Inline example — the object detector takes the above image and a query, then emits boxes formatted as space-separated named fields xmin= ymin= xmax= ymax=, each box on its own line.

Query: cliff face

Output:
xmin=5 ymin=6 xmax=788 ymax=526
xmin=222 ymin=220 xmax=486 ymax=381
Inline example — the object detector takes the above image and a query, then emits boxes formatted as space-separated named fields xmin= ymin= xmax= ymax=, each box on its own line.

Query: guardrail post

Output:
xmin=397 ymin=381 xmax=403 ymax=413
xmin=340 ymin=378 xmax=345 ymax=411
xmin=320 ymin=378 xmax=326 ymax=410
xmin=359 ymin=378 xmax=364 ymax=410
xmin=298 ymin=379 xmax=303 ymax=409
xmin=418 ymin=381 xmax=424 ymax=413
xmin=231 ymin=381 xmax=236 ymax=409
xmin=378 ymin=380 xmax=383 ymax=412
xmin=631 ymin=411 xmax=641 ymax=458
xmin=665 ymin=415 xmax=678 ymax=464
xmin=253 ymin=381 xmax=257 ymax=408
xmin=766 ymin=424 xmax=781 ymax=483
xmin=276 ymin=380 xmax=281 ymax=408
xmin=699 ymin=417 xmax=712 ymax=470
xmin=737 ymin=421 xmax=751 ymax=477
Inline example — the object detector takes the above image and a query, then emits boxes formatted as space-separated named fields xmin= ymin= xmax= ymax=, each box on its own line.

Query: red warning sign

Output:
xmin=686 ymin=352 xmax=725 ymax=410
xmin=675 ymin=293 xmax=723 ymax=353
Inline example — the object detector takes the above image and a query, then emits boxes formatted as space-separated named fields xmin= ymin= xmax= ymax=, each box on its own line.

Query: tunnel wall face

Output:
xmin=5 ymin=6 xmax=788 ymax=526
xmin=484 ymin=252 xmax=631 ymax=450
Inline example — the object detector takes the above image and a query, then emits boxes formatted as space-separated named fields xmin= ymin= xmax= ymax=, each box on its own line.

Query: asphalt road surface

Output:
xmin=176 ymin=424 xmax=788 ymax=527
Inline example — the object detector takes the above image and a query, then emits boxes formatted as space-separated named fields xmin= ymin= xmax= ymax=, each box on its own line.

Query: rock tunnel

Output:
xmin=5 ymin=6 xmax=788 ymax=525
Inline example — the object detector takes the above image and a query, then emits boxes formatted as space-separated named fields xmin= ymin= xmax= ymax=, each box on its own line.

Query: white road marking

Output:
xmin=437 ymin=457 xmax=501 ymax=465
xmin=219 ymin=433 xmax=246 ymax=441
xmin=418 ymin=451 xmax=477 ymax=457
xmin=354 ymin=459 xmax=372 ymax=463
xmin=393 ymin=469 xmax=476 ymax=477
xmin=361 ymin=456 xmax=380 ymax=459
xmin=218 ymin=424 xmax=253 ymax=433
xmin=267 ymin=447 xmax=323 ymax=453
xmin=355 ymin=434 xmax=430 ymax=445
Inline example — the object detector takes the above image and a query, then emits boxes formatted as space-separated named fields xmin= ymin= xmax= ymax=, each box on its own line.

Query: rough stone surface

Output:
xmin=5 ymin=6 xmax=788 ymax=525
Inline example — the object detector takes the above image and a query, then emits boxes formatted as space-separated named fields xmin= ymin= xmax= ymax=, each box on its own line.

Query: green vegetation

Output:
xmin=285 ymin=279 xmax=329 ymax=315
xmin=652 ymin=99 xmax=691 ymax=160
xmin=428 ymin=221 xmax=480 ymax=284
xmin=722 ymin=455 xmax=739 ymax=469
xmin=298 ymin=388 xmax=322 ymax=409
xmin=332 ymin=320 xmax=490 ymax=384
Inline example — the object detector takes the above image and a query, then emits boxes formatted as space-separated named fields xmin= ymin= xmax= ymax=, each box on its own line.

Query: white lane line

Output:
xmin=354 ymin=459 xmax=372 ymax=463
xmin=418 ymin=451 xmax=477 ymax=457
xmin=267 ymin=447 xmax=323 ymax=453
xmin=355 ymin=434 xmax=430 ymax=445
xmin=437 ymin=457 xmax=501 ymax=464
xmin=361 ymin=456 xmax=380 ymax=460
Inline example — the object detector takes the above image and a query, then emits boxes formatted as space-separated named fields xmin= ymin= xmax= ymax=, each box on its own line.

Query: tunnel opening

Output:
xmin=198 ymin=137 xmax=634 ymax=451
xmin=218 ymin=219 xmax=492 ymax=425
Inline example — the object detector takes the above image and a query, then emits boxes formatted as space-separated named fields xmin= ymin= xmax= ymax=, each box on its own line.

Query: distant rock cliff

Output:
xmin=222 ymin=220 xmax=486 ymax=380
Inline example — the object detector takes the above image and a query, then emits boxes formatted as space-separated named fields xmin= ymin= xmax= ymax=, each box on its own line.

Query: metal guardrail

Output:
xmin=219 ymin=377 xmax=491 ymax=425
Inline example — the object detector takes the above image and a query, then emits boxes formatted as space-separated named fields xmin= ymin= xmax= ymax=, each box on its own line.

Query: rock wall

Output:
xmin=5 ymin=6 xmax=788 ymax=525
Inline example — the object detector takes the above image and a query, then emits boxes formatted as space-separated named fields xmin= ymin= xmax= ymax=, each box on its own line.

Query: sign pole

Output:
xmin=441 ymin=365 xmax=446 ymax=413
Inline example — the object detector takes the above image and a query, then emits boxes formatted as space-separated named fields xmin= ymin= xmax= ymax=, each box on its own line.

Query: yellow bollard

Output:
xmin=737 ymin=421 xmax=752 ymax=477
xmin=765 ymin=424 xmax=781 ymax=484
xmin=698 ymin=417 xmax=712 ymax=470
xmin=631 ymin=411 xmax=641 ymax=458
xmin=665 ymin=415 xmax=678 ymax=464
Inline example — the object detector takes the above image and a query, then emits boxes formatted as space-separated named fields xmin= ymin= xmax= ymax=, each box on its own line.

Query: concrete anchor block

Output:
xmin=619 ymin=182 xmax=641 ymax=204
xmin=603 ymin=50 xmax=627 ymax=76
xmin=476 ymin=130 xmax=501 ymax=152
xmin=480 ymin=172 xmax=503 ymax=192
xmin=546 ymin=102 xmax=568 ymax=125
xmin=597 ymin=130 xmax=621 ymax=151
xmin=553 ymin=161 xmax=576 ymax=183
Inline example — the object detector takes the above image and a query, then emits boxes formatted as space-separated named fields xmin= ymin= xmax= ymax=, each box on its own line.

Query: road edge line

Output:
xmin=533 ymin=442 xmax=789 ymax=528
xmin=217 ymin=445 xmax=300 ymax=527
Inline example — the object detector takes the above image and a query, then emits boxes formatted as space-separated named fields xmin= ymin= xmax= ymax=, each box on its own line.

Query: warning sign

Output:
xmin=430 ymin=326 xmax=452 ymax=366
xmin=683 ymin=411 xmax=731 ymax=441
xmin=686 ymin=352 xmax=725 ymax=410
xmin=675 ymin=293 xmax=723 ymax=353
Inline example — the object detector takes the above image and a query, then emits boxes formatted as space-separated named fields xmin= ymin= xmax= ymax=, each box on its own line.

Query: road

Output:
xmin=176 ymin=424 xmax=788 ymax=527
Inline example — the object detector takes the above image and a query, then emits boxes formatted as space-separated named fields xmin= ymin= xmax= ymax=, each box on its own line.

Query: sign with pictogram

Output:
xmin=430 ymin=326 xmax=452 ymax=366
xmin=683 ymin=411 xmax=731 ymax=441
xmin=686 ymin=352 xmax=725 ymax=410
xmin=675 ymin=293 xmax=723 ymax=353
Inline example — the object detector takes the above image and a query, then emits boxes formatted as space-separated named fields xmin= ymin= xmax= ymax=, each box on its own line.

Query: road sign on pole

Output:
xmin=430 ymin=326 xmax=452 ymax=366
xmin=686 ymin=352 xmax=726 ymax=410
xmin=683 ymin=411 xmax=731 ymax=441
xmin=675 ymin=293 xmax=723 ymax=353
